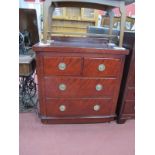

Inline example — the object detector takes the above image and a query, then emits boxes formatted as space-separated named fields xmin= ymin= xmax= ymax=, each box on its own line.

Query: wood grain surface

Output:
xmin=45 ymin=98 xmax=113 ymax=116
xmin=33 ymin=36 xmax=128 ymax=124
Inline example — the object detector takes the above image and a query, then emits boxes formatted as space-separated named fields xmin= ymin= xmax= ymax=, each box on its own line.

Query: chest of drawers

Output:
xmin=117 ymin=48 xmax=135 ymax=123
xmin=117 ymin=32 xmax=135 ymax=123
xmin=33 ymin=38 xmax=129 ymax=124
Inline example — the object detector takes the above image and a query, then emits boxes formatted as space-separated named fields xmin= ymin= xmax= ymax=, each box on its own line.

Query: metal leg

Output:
xmin=19 ymin=72 xmax=37 ymax=111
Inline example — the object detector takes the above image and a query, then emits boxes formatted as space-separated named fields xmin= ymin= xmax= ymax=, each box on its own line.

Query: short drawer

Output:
xmin=45 ymin=77 xmax=117 ymax=98
xmin=83 ymin=58 xmax=122 ymax=77
xmin=126 ymin=88 xmax=135 ymax=100
xmin=43 ymin=56 xmax=82 ymax=76
xmin=46 ymin=98 xmax=113 ymax=117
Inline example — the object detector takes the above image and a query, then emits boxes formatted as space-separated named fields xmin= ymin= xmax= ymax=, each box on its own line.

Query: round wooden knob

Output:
xmin=93 ymin=104 xmax=100 ymax=111
xmin=59 ymin=105 xmax=66 ymax=112
xmin=98 ymin=64 xmax=105 ymax=71
xmin=96 ymin=84 xmax=103 ymax=91
xmin=58 ymin=62 xmax=66 ymax=70
xmin=59 ymin=84 xmax=66 ymax=91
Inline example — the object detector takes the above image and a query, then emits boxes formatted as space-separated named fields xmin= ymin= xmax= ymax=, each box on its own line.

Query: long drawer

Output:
xmin=44 ymin=77 xmax=117 ymax=98
xmin=46 ymin=98 xmax=113 ymax=117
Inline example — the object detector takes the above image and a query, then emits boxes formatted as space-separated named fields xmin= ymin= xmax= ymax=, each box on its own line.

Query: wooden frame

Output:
xmin=42 ymin=0 xmax=129 ymax=47
xmin=101 ymin=16 xmax=135 ymax=31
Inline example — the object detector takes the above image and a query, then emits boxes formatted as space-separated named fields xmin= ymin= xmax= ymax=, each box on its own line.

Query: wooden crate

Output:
xmin=51 ymin=7 xmax=99 ymax=36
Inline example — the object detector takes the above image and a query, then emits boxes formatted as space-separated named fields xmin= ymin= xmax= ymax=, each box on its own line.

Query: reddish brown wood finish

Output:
xmin=117 ymin=32 xmax=135 ymax=124
xmin=44 ymin=77 xmax=117 ymax=98
xmin=128 ymin=61 xmax=135 ymax=86
xmin=41 ymin=116 xmax=115 ymax=124
xmin=33 ymin=37 xmax=128 ymax=124
xmin=83 ymin=57 xmax=122 ymax=77
xmin=43 ymin=56 xmax=82 ymax=76
xmin=33 ymin=42 xmax=129 ymax=55
xmin=123 ymin=100 xmax=135 ymax=114
xmin=126 ymin=88 xmax=135 ymax=100
xmin=121 ymin=49 xmax=135 ymax=120
xmin=45 ymin=98 xmax=113 ymax=116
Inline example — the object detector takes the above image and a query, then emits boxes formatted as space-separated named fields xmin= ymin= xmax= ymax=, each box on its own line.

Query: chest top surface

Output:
xmin=33 ymin=37 xmax=129 ymax=55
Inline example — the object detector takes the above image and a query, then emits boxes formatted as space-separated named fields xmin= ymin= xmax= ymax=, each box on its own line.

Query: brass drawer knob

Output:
xmin=58 ymin=62 xmax=66 ymax=70
xmin=98 ymin=64 xmax=105 ymax=72
xmin=59 ymin=105 xmax=66 ymax=112
xmin=96 ymin=84 xmax=103 ymax=91
xmin=93 ymin=104 xmax=100 ymax=111
xmin=59 ymin=84 xmax=66 ymax=91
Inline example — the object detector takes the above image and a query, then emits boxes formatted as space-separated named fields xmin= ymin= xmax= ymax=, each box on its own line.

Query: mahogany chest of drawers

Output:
xmin=117 ymin=47 xmax=135 ymax=123
xmin=117 ymin=32 xmax=135 ymax=123
xmin=33 ymin=37 xmax=129 ymax=124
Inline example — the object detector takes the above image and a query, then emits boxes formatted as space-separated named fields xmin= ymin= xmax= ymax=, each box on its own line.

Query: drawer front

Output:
xmin=83 ymin=58 xmax=122 ymax=77
xmin=43 ymin=56 xmax=82 ymax=76
xmin=123 ymin=100 xmax=135 ymax=114
xmin=46 ymin=98 xmax=113 ymax=116
xmin=126 ymin=88 xmax=135 ymax=100
xmin=45 ymin=77 xmax=117 ymax=98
